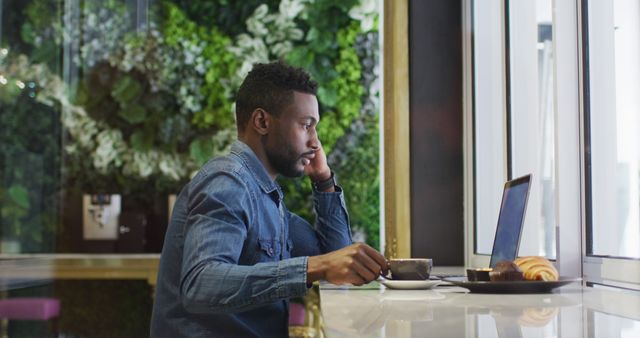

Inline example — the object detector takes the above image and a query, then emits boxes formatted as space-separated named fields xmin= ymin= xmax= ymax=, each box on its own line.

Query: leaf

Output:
xmin=111 ymin=76 xmax=143 ymax=104
xmin=20 ymin=22 xmax=35 ymax=45
xmin=189 ymin=137 xmax=214 ymax=165
xmin=286 ymin=47 xmax=314 ymax=68
xmin=8 ymin=185 xmax=30 ymax=209
xmin=130 ymin=130 xmax=154 ymax=151
xmin=72 ymin=83 xmax=89 ymax=106
xmin=118 ymin=104 xmax=147 ymax=124
xmin=317 ymin=87 xmax=338 ymax=107
xmin=306 ymin=27 xmax=319 ymax=42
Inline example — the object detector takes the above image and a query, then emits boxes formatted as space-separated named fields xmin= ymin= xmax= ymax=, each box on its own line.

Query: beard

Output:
xmin=262 ymin=134 xmax=305 ymax=178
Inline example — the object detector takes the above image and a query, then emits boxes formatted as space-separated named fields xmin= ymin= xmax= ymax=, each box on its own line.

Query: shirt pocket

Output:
xmin=254 ymin=238 xmax=282 ymax=262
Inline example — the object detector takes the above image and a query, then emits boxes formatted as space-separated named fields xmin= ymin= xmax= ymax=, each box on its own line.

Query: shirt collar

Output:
xmin=230 ymin=140 xmax=283 ymax=202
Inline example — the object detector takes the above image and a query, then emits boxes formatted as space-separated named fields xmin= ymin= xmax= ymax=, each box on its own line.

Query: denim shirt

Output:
xmin=150 ymin=141 xmax=352 ymax=337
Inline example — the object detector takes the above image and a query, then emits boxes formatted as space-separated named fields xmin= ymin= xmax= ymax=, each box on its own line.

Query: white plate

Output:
xmin=379 ymin=279 xmax=441 ymax=290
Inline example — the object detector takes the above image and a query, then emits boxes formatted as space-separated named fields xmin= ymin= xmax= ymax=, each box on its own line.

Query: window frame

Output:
xmin=463 ymin=0 xmax=508 ymax=269
xmin=465 ymin=0 xmax=640 ymax=289
xmin=579 ymin=0 xmax=640 ymax=288
xmin=506 ymin=0 xmax=559 ymax=259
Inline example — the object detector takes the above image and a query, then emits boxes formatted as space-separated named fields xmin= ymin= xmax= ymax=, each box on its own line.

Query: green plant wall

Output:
xmin=2 ymin=0 xmax=381 ymax=250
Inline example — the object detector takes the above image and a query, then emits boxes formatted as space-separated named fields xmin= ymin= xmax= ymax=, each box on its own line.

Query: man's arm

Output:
xmin=298 ymin=143 xmax=388 ymax=285
xmin=180 ymin=172 xmax=308 ymax=314
xmin=302 ymin=143 xmax=352 ymax=252
xmin=307 ymin=243 xmax=388 ymax=286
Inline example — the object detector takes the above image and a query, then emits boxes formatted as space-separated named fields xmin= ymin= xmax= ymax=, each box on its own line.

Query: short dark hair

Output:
xmin=235 ymin=61 xmax=318 ymax=131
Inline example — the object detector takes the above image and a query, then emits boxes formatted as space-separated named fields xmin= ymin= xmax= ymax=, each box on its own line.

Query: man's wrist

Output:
xmin=312 ymin=171 xmax=336 ymax=192
xmin=306 ymin=255 xmax=326 ymax=284
xmin=310 ymin=169 xmax=332 ymax=183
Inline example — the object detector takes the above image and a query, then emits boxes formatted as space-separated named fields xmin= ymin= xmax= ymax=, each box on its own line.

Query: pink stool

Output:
xmin=288 ymin=302 xmax=306 ymax=326
xmin=0 ymin=298 xmax=60 ymax=336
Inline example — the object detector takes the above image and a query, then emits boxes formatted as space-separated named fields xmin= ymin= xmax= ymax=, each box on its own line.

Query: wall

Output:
xmin=409 ymin=0 xmax=464 ymax=265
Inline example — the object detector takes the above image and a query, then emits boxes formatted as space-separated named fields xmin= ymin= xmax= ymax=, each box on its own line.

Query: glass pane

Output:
xmin=587 ymin=0 xmax=640 ymax=258
xmin=0 ymin=1 xmax=63 ymax=253
xmin=1 ymin=1 xmax=381 ymax=254
xmin=593 ymin=311 xmax=640 ymax=337
xmin=473 ymin=0 xmax=507 ymax=255
xmin=508 ymin=0 xmax=556 ymax=258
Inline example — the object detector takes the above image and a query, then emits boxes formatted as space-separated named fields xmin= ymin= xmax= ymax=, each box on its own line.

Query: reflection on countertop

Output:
xmin=320 ymin=281 xmax=640 ymax=337
xmin=0 ymin=254 xmax=160 ymax=336
xmin=0 ymin=254 xmax=160 ymax=291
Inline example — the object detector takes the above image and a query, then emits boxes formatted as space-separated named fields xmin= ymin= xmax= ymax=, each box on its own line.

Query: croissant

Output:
xmin=518 ymin=307 xmax=559 ymax=327
xmin=514 ymin=256 xmax=559 ymax=281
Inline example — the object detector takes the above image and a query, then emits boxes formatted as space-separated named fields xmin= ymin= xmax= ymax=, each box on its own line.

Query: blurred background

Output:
xmin=0 ymin=0 xmax=380 ymax=336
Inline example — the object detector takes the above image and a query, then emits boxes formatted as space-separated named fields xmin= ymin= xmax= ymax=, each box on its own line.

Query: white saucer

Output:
xmin=379 ymin=279 xmax=441 ymax=290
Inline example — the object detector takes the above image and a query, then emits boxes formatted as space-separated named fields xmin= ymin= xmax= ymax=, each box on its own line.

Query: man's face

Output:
xmin=263 ymin=92 xmax=320 ymax=178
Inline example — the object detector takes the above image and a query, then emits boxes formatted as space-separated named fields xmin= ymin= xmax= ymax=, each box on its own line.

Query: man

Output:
xmin=150 ymin=61 xmax=388 ymax=337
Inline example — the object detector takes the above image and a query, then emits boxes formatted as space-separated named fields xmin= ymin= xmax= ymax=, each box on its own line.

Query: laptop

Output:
xmin=433 ymin=174 xmax=532 ymax=278
xmin=488 ymin=174 xmax=532 ymax=268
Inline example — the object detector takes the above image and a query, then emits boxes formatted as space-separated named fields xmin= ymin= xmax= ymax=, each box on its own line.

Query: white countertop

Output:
xmin=319 ymin=272 xmax=640 ymax=337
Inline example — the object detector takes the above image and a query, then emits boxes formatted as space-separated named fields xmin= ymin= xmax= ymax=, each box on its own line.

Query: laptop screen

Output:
xmin=489 ymin=174 xmax=532 ymax=268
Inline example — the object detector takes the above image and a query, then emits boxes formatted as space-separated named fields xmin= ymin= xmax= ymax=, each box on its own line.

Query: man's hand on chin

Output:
xmin=304 ymin=144 xmax=335 ymax=192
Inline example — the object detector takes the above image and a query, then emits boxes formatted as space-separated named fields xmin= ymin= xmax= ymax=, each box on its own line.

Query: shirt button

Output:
xmin=268 ymin=248 xmax=274 ymax=255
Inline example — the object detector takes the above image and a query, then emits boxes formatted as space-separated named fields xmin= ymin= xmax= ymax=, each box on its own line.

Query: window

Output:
xmin=584 ymin=0 xmax=640 ymax=260
xmin=467 ymin=0 xmax=640 ymax=288
xmin=471 ymin=0 xmax=507 ymax=258
xmin=507 ymin=0 xmax=556 ymax=259
xmin=0 ymin=1 xmax=382 ymax=254
xmin=591 ymin=311 xmax=640 ymax=337
xmin=470 ymin=0 xmax=556 ymax=261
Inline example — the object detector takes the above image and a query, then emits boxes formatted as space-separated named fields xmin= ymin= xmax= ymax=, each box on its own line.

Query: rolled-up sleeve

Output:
xmin=312 ymin=185 xmax=353 ymax=252
xmin=289 ymin=185 xmax=352 ymax=257
xmin=180 ymin=172 xmax=309 ymax=314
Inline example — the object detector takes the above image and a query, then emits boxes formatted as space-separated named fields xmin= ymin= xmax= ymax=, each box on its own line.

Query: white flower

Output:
xmin=65 ymin=144 xmax=78 ymax=154
xmin=184 ymin=50 xmax=195 ymax=65
xmin=94 ymin=130 xmax=126 ymax=172
xmin=272 ymin=41 xmax=293 ymax=57
xmin=195 ymin=63 xmax=206 ymax=75
xmin=158 ymin=153 xmax=187 ymax=181
xmin=351 ymin=227 xmax=367 ymax=243
xmin=251 ymin=4 xmax=269 ymax=20
xmin=349 ymin=0 xmax=379 ymax=32
xmin=248 ymin=21 xmax=268 ymax=37
xmin=229 ymin=0 xmax=307 ymax=70
xmin=123 ymin=150 xmax=157 ymax=178
xmin=279 ymin=0 xmax=307 ymax=19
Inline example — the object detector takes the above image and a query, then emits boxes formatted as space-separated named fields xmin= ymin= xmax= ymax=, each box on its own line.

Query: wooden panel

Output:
xmin=383 ymin=0 xmax=411 ymax=259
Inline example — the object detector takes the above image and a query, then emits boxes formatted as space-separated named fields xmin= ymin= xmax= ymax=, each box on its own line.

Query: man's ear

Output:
xmin=250 ymin=108 xmax=271 ymax=135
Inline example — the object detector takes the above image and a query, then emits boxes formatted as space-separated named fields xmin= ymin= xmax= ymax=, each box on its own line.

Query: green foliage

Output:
xmin=280 ymin=15 xmax=367 ymax=226
xmin=195 ymin=33 xmax=238 ymax=130
xmin=318 ymin=22 xmax=363 ymax=154
xmin=7 ymin=185 xmax=30 ymax=209
xmin=0 ymin=92 xmax=61 ymax=252
xmin=16 ymin=0 xmax=62 ymax=69
xmin=34 ymin=2 xmax=241 ymax=199
xmin=286 ymin=0 xmax=357 ymax=84
xmin=333 ymin=115 xmax=380 ymax=249
xmin=189 ymin=137 xmax=216 ymax=165
xmin=170 ymin=0 xmax=280 ymax=37
xmin=287 ymin=17 xmax=363 ymax=154
xmin=111 ymin=76 xmax=143 ymax=105
xmin=163 ymin=3 xmax=200 ymax=46
xmin=5 ymin=0 xmax=381 ymax=250
xmin=162 ymin=2 xmax=239 ymax=130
